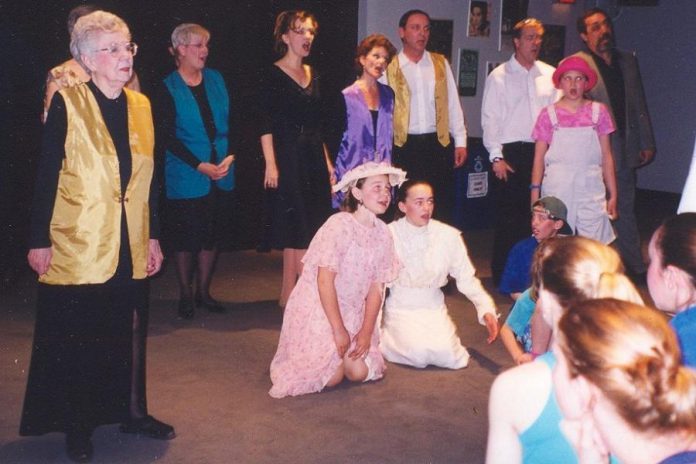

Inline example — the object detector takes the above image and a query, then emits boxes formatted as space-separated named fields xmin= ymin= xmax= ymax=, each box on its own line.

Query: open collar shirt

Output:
xmin=481 ymin=54 xmax=558 ymax=160
xmin=392 ymin=50 xmax=468 ymax=148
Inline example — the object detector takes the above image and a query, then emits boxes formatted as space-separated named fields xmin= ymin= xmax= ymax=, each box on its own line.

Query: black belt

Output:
xmin=502 ymin=141 xmax=535 ymax=148
xmin=407 ymin=132 xmax=438 ymax=140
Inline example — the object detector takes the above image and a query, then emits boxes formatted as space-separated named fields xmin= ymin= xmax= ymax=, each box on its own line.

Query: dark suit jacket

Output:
xmin=574 ymin=50 xmax=655 ymax=170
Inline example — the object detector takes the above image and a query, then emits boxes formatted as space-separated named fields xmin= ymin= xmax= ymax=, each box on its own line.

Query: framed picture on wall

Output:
xmin=458 ymin=49 xmax=479 ymax=96
xmin=428 ymin=19 xmax=454 ymax=62
xmin=499 ymin=0 xmax=529 ymax=52
xmin=539 ymin=24 xmax=565 ymax=67
xmin=468 ymin=1 xmax=492 ymax=38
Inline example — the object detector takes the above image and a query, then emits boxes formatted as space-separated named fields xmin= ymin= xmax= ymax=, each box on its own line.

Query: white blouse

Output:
xmin=388 ymin=218 xmax=498 ymax=324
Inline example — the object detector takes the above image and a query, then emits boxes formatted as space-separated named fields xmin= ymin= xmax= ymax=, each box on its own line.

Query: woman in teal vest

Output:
xmin=157 ymin=23 xmax=236 ymax=319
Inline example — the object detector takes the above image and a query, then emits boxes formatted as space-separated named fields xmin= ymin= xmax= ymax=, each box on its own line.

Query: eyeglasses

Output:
xmin=93 ymin=42 xmax=138 ymax=57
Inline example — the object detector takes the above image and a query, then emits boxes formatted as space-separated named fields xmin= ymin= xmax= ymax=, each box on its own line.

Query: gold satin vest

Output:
xmin=40 ymin=84 xmax=154 ymax=285
xmin=386 ymin=52 xmax=450 ymax=147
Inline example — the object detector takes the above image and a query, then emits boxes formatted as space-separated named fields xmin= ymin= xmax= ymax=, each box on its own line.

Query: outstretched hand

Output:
xmin=483 ymin=313 xmax=500 ymax=344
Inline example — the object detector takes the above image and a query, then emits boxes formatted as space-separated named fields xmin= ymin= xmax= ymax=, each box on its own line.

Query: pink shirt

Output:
xmin=532 ymin=101 xmax=615 ymax=144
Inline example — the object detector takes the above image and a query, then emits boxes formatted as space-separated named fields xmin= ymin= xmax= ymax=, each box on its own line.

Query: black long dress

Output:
xmin=20 ymin=81 xmax=157 ymax=436
xmin=258 ymin=65 xmax=333 ymax=250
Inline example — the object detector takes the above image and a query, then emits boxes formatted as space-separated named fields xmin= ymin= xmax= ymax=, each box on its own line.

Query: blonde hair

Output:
xmin=534 ymin=236 xmax=642 ymax=309
xmin=170 ymin=23 xmax=210 ymax=49
xmin=70 ymin=11 xmax=130 ymax=70
xmin=558 ymin=298 xmax=696 ymax=435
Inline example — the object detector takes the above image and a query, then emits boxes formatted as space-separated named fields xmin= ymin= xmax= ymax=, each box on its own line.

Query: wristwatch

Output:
xmin=492 ymin=157 xmax=503 ymax=163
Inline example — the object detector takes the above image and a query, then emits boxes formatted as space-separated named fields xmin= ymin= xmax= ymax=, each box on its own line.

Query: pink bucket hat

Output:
xmin=552 ymin=56 xmax=598 ymax=91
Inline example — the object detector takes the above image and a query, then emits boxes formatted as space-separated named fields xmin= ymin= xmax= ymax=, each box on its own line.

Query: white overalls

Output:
xmin=541 ymin=102 xmax=615 ymax=244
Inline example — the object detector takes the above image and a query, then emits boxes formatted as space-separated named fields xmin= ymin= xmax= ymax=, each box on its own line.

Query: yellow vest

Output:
xmin=40 ymin=84 xmax=154 ymax=285
xmin=386 ymin=52 xmax=450 ymax=148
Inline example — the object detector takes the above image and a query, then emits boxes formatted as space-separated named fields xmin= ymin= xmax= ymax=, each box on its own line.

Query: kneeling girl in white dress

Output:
xmin=380 ymin=180 xmax=499 ymax=369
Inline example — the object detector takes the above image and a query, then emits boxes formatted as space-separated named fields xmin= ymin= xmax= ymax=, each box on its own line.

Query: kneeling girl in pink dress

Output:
xmin=269 ymin=162 xmax=405 ymax=398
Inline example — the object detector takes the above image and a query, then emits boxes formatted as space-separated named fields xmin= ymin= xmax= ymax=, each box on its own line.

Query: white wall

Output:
xmin=358 ymin=0 xmax=586 ymax=139
xmin=607 ymin=1 xmax=696 ymax=193
xmin=359 ymin=0 xmax=696 ymax=193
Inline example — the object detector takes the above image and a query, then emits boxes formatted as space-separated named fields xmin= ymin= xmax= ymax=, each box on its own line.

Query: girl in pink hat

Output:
xmin=530 ymin=56 xmax=618 ymax=244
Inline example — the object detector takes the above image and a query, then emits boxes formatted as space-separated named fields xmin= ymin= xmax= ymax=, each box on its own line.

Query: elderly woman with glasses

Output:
xmin=155 ymin=23 xmax=235 ymax=319
xmin=42 ymin=4 xmax=141 ymax=123
xmin=21 ymin=10 xmax=174 ymax=463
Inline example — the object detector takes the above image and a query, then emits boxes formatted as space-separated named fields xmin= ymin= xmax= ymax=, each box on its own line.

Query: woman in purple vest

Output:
xmin=333 ymin=34 xmax=397 ymax=208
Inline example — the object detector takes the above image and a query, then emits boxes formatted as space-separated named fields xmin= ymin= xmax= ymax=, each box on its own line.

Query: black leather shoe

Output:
xmin=195 ymin=295 xmax=226 ymax=313
xmin=119 ymin=415 xmax=176 ymax=440
xmin=66 ymin=431 xmax=93 ymax=463
xmin=177 ymin=298 xmax=194 ymax=319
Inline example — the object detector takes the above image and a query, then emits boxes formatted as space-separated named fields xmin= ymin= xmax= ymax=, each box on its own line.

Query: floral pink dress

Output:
xmin=269 ymin=212 xmax=400 ymax=398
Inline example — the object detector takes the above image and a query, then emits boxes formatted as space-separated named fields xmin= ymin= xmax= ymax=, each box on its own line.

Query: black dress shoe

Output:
xmin=66 ymin=431 xmax=93 ymax=463
xmin=119 ymin=415 xmax=176 ymax=440
xmin=195 ymin=295 xmax=226 ymax=313
xmin=177 ymin=298 xmax=194 ymax=319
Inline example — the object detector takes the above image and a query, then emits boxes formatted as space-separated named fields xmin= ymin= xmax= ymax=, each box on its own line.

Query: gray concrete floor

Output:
xmin=0 ymin=229 xmax=518 ymax=464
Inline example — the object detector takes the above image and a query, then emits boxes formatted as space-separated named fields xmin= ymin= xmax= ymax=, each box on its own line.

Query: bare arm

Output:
xmin=530 ymin=307 xmax=552 ymax=355
xmin=599 ymin=133 xmax=618 ymax=219
xmin=531 ymin=141 xmax=548 ymax=204
xmin=486 ymin=374 xmax=524 ymax=464
xmin=500 ymin=324 xmax=533 ymax=365
xmin=323 ymin=143 xmax=336 ymax=185
xmin=260 ymin=133 xmax=279 ymax=189
xmin=317 ymin=266 xmax=350 ymax=357
xmin=350 ymin=282 xmax=383 ymax=359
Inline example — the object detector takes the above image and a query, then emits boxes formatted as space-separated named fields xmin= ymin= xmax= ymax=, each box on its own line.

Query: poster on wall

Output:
xmin=458 ymin=49 xmax=479 ymax=96
xmin=499 ymin=0 xmax=529 ymax=52
xmin=468 ymin=1 xmax=491 ymax=38
xmin=428 ymin=19 xmax=454 ymax=62
xmin=539 ymin=24 xmax=565 ymax=67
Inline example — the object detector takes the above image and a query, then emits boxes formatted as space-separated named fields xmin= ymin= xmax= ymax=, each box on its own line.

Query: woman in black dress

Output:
xmin=259 ymin=10 xmax=334 ymax=307
xmin=22 ymin=10 xmax=173 ymax=462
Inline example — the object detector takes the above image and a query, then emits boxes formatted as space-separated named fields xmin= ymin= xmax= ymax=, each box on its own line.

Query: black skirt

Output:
xmin=165 ymin=187 xmax=236 ymax=252
xmin=19 ymin=279 xmax=145 ymax=435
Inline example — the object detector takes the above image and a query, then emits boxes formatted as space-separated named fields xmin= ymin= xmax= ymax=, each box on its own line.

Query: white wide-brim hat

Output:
xmin=332 ymin=162 xmax=407 ymax=193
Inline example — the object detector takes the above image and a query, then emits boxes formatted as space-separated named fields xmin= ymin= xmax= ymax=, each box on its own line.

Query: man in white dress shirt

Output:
xmin=481 ymin=18 xmax=558 ymax=285
xmin=384 ymin=9 xmax=468 ymax=225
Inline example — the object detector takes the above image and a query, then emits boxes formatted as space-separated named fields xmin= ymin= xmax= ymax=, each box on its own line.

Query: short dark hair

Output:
xmin=273 ymin=10 xmax=318 ymax=57
xmin=577 ymin=7 xmax=612 ymax=34
xmin=398 ymin=9 xmax=430 ymax=28
xmin=354 ymin=34 xmax=397 ymax=75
